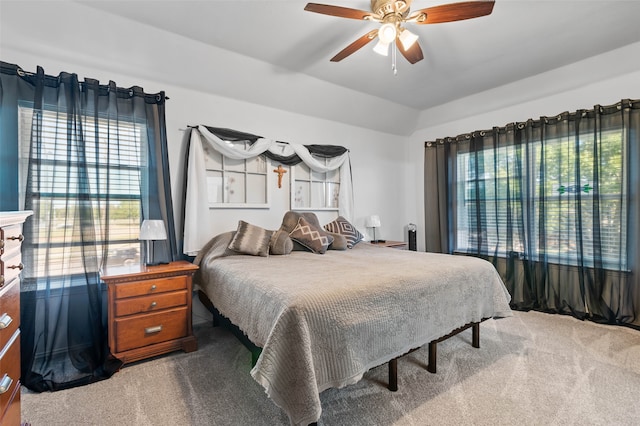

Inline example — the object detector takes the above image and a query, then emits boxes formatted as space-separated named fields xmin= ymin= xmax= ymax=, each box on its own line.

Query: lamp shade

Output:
xmin=398 ymin=28 xmax=418 ymax=50
xmin=365 ymin=215 xmax=381 ymax=228
xmin=139 ymin=220 xmax=167 ymax=241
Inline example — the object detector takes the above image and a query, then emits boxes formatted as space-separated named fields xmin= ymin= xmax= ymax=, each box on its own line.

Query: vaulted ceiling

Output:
xmin=81 ymin=0 xmax=640 ymax=111
xmin=4 ymin=1 xmax=640 ymax=136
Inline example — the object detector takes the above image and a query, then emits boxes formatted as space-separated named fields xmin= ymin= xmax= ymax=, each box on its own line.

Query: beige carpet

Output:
xmin=21 ymin=310 xmax=640 ymax=425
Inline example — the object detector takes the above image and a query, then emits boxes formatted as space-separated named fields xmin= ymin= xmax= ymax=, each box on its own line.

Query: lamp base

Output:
xmin=145 ymin=261 xmax=170 ymax=267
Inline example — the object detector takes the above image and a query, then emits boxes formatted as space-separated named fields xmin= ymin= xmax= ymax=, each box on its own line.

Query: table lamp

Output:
xmin=139 ymin=219 xmax=167 ymax=266
xmin=365 ymin=215 xmax=381 ymax=243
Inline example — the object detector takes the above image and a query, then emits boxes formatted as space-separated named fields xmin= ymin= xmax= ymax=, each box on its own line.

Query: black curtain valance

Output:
xmin=200 ymin=125 xmax=348 ymax=166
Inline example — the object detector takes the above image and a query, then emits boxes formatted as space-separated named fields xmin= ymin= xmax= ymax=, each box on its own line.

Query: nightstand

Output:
xmin=102 ymin=260 xmax=199 ymax=365
xmin=369 ymin=240 xmax=408 ymax=249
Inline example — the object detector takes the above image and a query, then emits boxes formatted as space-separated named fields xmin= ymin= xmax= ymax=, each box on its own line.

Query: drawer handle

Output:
xmin=145 ymin=325 xmax=163 ymax=334
xmin=7 ymin=234 xmax=24 ymax=242
xmin=0 ymin=313 xmax=12 ymax=329
xmin=0 ymin=374 xmax=12 ymax=394
xmin=150 ymin=284 xmax=157 ymax=291
xmin=150 ymin=301 xmax=157 ymax=308
xmin=7 ymin=263 xmax=24 ymax=271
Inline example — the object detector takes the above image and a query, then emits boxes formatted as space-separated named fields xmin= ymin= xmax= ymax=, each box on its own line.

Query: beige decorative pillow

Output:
xmin=228 ymin=220 xmax=272 ymax=257
xmin=324 ymin=216 xmax=364 ymax=248
xmin=288 ymin=216 xmax=334 ymax=254
xmin=269 ymin=229 xmax=293 ymax=255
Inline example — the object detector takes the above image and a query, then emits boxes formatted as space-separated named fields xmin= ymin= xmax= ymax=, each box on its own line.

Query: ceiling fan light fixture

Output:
xmin=378 ymin=23 xmax=397 ymax=44
xmin=398 ymin=27 xmax=418 ymax=50
xmin=373 ymin=38 xmax=390 ymax=56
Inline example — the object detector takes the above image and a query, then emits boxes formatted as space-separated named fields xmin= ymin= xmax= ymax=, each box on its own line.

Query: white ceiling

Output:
xmin=79 ymin=0 xmax=640 ymax=114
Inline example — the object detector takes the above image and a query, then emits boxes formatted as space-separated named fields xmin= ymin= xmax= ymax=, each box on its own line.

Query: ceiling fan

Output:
xmin=304 ymin=1 xmax=495 ymax=65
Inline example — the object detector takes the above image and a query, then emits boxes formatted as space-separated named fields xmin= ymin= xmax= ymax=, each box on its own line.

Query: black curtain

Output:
xmin=0 ymin=62 xmax=178 ymax=390
xmin=424 ymin=100 xmax=640 ymax=328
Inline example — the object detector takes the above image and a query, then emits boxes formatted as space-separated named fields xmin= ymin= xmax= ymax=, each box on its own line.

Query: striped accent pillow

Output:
xmin=324 ymin=216 xmax=363 ymax=248
xmin=289 ymin=216 xmax=334 ymax=254
xmin=228 ymin=220 xmax=273 ymax=257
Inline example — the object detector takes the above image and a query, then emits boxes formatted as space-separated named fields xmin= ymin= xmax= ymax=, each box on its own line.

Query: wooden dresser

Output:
xmin=101 ymin=261 xmax=199 ymax=365
xmin=0 ymin=210 xmax=32 ymax=426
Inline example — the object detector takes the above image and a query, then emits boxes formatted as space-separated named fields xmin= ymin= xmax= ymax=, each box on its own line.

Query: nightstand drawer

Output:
xmin=0 ymin=331 xmax=20 ymax=418
xmin=114 ymin=275 xmax=187 ymax=299
xmin=0 ymin=280 xmax=19 ymax=352
xmin=115 ymin=290 xmax=188 ymax=317
xmin=114 ymin=307 xmax=188 ymax=352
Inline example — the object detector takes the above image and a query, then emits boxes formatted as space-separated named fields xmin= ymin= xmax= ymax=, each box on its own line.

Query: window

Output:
xmin=19 ymin=104 xmax=144 ymax=278
xmin=455 ymin=129 xmax=627 ymax=270
xmin=202 ymin=141 xmax=270 ymax=207
xmin=291 ymin=159 xmax=340 ymax=210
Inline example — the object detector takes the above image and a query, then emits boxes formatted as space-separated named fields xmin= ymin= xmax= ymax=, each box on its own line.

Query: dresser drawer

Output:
xmin=0 ymin=280 xmax=19 ymax=353
xmin=0 ymin=223 xmax=24 ymax=258
xmin=0 ymin=252 xmax=22 ymax=290
xmin=114 ymin=307 xmax=188 ymax=352
xmin=114 ymin=275 xmax=187 ymax=299
xmin=0 ymin=331 xmax=20 ymax=419
xmin=115 ymin=290 xmax=188 ymax=317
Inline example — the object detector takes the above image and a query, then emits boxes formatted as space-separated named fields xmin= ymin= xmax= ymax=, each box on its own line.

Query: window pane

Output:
xmin=227 ymin=172 xmax=245 ymax=203
xmin=326 ymin=182 xmax=340 ymax=208
xmin=206 ymin=171 xmax=224 ymax=203
xmin=326 ymin=168 xmax=340 ymax=182
xmin=204 ymin=145 xmax=223 ymax=170
xmin=310 ymin=182 xmax=325 ymax=208
xmin=294 ymin=181 xmax=310 ymax=208
xmin=247 ymin=174 xmax=267 ymax=204
xmin=247 ymin=155 xmax=266 ymax=173
xmin=225 ymin=157 xmax=245 ymax=172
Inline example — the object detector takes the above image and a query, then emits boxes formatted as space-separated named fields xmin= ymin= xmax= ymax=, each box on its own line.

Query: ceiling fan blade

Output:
xmin=396 ymin=38 xmax=424 ymax=64
xmin=304 ymin=3 xmax=375 ymax=20
xmin=411 ymin=1 xmax=495 ymax=24
xmin=330 ymin=30 xmax=379 ymax=62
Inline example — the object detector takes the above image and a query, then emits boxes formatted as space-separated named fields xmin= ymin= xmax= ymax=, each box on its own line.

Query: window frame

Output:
xmin=289 ymin=158 xmax=340 ymax=211
xmin=453 ymin=128 xmax=627 ymax=271
xmin=18 ymin=102 xmax=145 ymax=281
xmin=202 ymin=140 xmax=271 ymax=209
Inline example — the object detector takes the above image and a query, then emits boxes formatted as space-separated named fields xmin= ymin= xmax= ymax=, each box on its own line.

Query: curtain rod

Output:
xmin=425 ymin=98 xmax=638 ymax=148
xmin=13 ymin=64 xmax=169 ymax=100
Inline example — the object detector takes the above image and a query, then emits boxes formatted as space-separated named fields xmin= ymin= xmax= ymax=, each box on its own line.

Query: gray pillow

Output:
xmin=280 ymin=210 xmax=346 ymax=250
xmin=269 ymin=229 xmax=293 ymax=255
xmin=289 ymin=216 xmax=334 ymax=254
xmin=228 ymin=220 xmax=272 ymax=257
xmin=324 ymin=216 xmax=364 ymax=248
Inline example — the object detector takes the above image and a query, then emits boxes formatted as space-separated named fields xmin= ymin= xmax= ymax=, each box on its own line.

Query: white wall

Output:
xmin=1 ymin=1 xmax=410 ymax=248
xmin=405 ymin=41 xmax=640 ymax=251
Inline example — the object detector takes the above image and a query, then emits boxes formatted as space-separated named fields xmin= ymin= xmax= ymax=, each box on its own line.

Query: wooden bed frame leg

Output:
xmin=472 ymin=321 xmax=480 ymax=348
xmin=427 ymin=341 xmax=437 ymax=373
xmin=388 ymin=358 xmax=398 ymax=392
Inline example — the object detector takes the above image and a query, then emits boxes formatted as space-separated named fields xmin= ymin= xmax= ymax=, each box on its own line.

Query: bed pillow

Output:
xmin=228 ymin=220 xmax=273 ymax=257
xmin=280 ymin=210 xmax=346 ymax=251
xmin=324 ymin=216 xmax=364 ymax=248
xmin=289 ymin=216 xmax=334 ymax=254
xmin=269 ymin=229 xmax=293 ymax=255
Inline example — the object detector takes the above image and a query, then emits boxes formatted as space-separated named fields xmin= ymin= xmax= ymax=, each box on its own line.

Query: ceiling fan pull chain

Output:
xmin=392 ymin=44 xmax=398 ymax=76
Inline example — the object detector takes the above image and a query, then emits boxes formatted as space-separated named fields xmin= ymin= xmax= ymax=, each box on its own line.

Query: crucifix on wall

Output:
xmin=273 ymin=164 xmax=287 ymax=188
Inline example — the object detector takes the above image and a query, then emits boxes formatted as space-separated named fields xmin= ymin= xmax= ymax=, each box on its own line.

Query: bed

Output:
xmin=194 ymin=222 xmax=512 ymax=425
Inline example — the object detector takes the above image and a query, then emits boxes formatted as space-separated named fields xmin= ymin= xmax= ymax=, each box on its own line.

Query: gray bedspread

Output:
xmin=196 ymin=232 xmax=512 ymax=425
